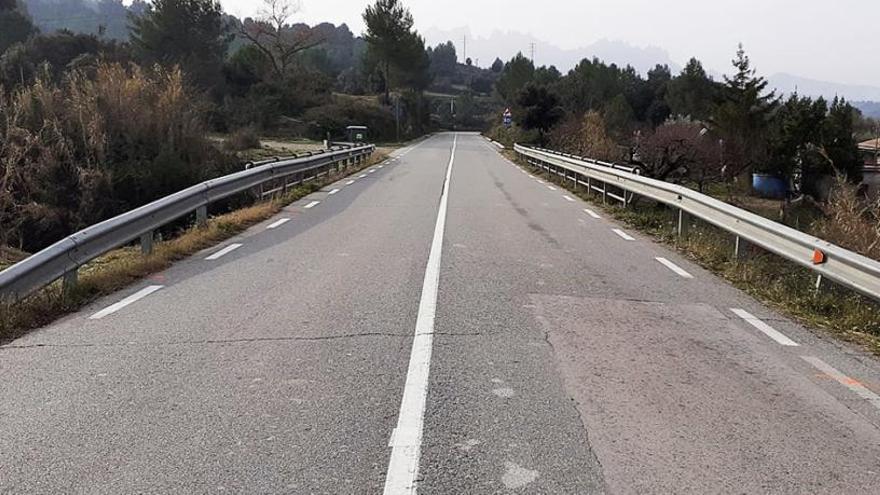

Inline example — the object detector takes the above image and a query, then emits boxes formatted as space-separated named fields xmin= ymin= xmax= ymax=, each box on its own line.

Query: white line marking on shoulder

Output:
xmin=266 ymin=218 xmax=290 ymax=229
xmin=89 ymin=285 xmax=163 ymax=320
xmin=205 ymin=243 xmax=243 ymax=260
xmin=583 ymin=208 xmax=601 ymax=219
xmin=802 ymin=356 xmax=880 ymax=410
xmin=731 ymin=308 xmax=799 ymax=346
xmin=655 ymin=257 xmax=694 ymax=279
xmin=563 ymin=195 xmax=575 ymax=202
xmin=612 ymin=229 xmax=635 ymax=241
xmin=304 ymin=201 xmax=320 ymax=209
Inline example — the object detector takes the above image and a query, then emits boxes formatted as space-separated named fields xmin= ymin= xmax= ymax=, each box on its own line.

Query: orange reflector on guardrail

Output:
xmin=813 ymin=249 xmax=827 ymax=265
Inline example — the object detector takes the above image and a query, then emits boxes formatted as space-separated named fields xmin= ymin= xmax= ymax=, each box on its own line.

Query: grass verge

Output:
xmin=507 ymin=151 xmax=880 ymax=354
xmin=0 ymin=151 xmax=388 ymax=343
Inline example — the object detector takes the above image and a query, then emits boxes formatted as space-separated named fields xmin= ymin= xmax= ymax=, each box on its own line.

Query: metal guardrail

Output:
xmin=516 ymin=143 xmax=880 ymax=301
xmin=0 ymin=144 xmax=375 ymax=302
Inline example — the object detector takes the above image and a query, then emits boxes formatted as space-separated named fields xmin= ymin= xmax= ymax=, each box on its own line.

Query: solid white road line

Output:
xmin=563 ymin=195 xmax=575 ymax=202
xmin=89 ymin=285 xmax=163 ymax=320
xmin=328 ymin=188 xmax=340 ymax=195
xmin=655 ymin=257 xmax=694 ymax=279
xmin=584 ymin=208 xmax=601 ymax=219
xmin=731 ymin=308 xmax=800 ymax=346
xmin=802 ymin=356 xmax=880 ymax=410
xmin=205 ymin=243 xmax=243 ymax=260
xmin=612 ymin=229 xmax=635 ymax=241
xmin=266 ymin=218 xmax=290 ymax=229
xmin=383 ymin=134 xmax=456 ymax=495
xmin=304 ymin=201 xmax=320 ymax=209
xmin=346 ymin=180 xmax=356 ymax=185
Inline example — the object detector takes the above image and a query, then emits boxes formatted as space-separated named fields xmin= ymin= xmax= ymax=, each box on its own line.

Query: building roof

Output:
xmin=859 ymin=138 xmax=880 ymax=151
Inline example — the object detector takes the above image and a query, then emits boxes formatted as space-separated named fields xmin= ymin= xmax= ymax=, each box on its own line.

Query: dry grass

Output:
xmin=812 ymin=176 xmax=880 ymax=260
xmin=509 ymin=153 xmax=880 ymax=354
xmin=0 ymin=151 xmax=387 ymax=343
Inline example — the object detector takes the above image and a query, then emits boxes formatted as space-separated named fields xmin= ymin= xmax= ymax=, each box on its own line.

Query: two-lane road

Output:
xmin=2 ymin=133 xmax=880 ymax=493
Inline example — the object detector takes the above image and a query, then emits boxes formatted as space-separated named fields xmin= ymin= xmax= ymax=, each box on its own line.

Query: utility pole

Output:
xmin=463 ymin=35 xmax=467 ymax=63
xmin=529 ymin=42 xmax=536 ymax=64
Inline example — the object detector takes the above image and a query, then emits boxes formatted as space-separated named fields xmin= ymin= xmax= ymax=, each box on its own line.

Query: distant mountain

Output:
xmin=423 ymin=27 xmax=680 ymax=76
xmin=768 ymin=73 xmax=880 ymax=104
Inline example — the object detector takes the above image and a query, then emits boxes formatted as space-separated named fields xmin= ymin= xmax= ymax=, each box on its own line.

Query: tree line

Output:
xmin=491 ymin=45 xmax=870 ymax=198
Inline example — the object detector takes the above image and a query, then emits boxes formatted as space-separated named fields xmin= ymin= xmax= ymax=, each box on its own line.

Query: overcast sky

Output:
xmin=220 ymin=0 xmax=877 ymax=87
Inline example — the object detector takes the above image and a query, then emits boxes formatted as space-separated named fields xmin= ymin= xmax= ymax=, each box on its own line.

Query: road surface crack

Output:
xmin=1 ymin=332 xmax=409 ymax=350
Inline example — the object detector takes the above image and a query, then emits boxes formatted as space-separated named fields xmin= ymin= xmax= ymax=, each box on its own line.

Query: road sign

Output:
xmin=503 ymin=108 xmax=513 ymax=127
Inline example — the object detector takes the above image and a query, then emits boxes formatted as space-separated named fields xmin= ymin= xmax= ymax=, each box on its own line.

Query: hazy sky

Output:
xmin=220 ymin=0 xmax=877 ymax=86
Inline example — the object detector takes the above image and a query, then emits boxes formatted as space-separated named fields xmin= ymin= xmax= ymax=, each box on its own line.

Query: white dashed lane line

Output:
xmin=655 ymin=257 xmax=694 ymax=279
xmin=547 ymin=186 xmax=557 ymax=191
xmin=266 ymin=218 xmax=290 ymax=229
xmin=328 ymin=188 xmax=340 ymax=195
xmin=346 ymin=180 xmax=355 ymax=185
xmin=583 ymin=208 xmax=601 ymax=219
xmin=731 ymin=308 xmax=799 ymax=346
xmin=205 ymin=243 xmax=243 ymax=261
xmin=89 ymin=285 xmax=163 ymax=320
xmin=612 ymin=229 xmax=635 ymax=241
xmin=304 ymin=201 xmax=320 ymax=209
xmin=359 ymin=174 xmax=367 ymax=178
xmin=802 ymin=356 xmax=880 ymax=410
xmin=563 ymin=195 xmax=575 ymax=202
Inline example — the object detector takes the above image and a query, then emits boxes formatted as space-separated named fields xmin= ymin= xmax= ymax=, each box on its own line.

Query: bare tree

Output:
xmin=239 ymin=0 xmax=324 ymax=78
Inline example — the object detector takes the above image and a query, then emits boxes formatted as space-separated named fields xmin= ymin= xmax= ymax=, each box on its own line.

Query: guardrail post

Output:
xmin=677 ymin=209 xmax=691 ymax=237
xmin=196 ymin=206 xmax=208 ymax=227
xmin=734 ymin=235 xmax=751 ymax=261
xmin=140 ymin=231 xmax=154 ymax=255
xmin=62 ymin=269 xmax=78 ymax=296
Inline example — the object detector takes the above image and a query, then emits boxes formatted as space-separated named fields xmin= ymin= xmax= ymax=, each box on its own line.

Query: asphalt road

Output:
xmin=2 ymin=133 xmax=880 ymax=494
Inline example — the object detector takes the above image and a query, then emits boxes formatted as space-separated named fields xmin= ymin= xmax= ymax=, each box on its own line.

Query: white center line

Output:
xmin=563 ymin=195 xmax=575 ymax=202
xmin=612 ymin=229 xmax=635 ymax=241
xmin=584 ymin=208 xmax=601 ymax=219
xmin=266 ymin=218 xmax=290 ymax=229
xmin=383 ymin=134 xmax=456 ymax=495
xmin=655 ymin=257 xmax=694 ymax=279
xmin=547 ymin=185 xmax=557 ymax=191
xmin=328 ymin=188 xmax=340 ymax=195
xmin=304 ymin=201 xmax=320 ymax=209
xmin=205 ymin=243 xmax=243 ymax=260
xmin=731 ymin=308 xmax=799 ymax=346
xmin=89 ymin=285 xmax=163 ymax=320
xmin=346 ymin=180 xmax=355 ymax=185
xmin=802 ymin=356 xmax=880 ymax=410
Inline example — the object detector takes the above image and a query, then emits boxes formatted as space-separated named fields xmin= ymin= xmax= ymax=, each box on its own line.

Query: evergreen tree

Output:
xmin=496 ymin=53 xmax=534 ymax=103
xmin=490 ymin=57 xmax=503 ymax=73
xmin=363 ymin=0 xmax=429 ymax=102
xmin=0 ymin=0 xmax=36 ymax=55
xmin=712 ymin=44 xmax=779 ymax=179
xmin=129 ymin=0 xmax=231 ymax=91
xmin=517 ymin=83 xmax=564 ymax=145
xmin=666 ymin=58 xmax=719 ymax=121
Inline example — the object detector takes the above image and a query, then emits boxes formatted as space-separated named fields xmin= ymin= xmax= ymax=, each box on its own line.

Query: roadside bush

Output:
xmin=548 ymin=111 xmax=620 ymax=162
xmin=0 ymin=62 xmax=232 ymax=252
xmin=225 ymin=126 xmax=261 ymax=151
xmin=301 ymin=97 xmax=396 ymax=141
xmin=486 ymin=123 xmax=538 ymax=147
xmin=812 ymin=176 xmax=880 ymax=260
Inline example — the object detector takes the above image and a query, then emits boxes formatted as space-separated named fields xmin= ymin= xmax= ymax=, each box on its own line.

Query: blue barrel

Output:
xmin=752 ymin=174 xmax=789 ymax=199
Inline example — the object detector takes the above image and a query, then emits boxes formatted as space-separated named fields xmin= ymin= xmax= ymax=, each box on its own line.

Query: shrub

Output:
xmin=225 ymin=126 xmax=261 ymax=151
xmin=0 ymin=62 xmax=232 ymax=252
xmin=811 ymin=176 xmax=880 ymax=260
xmin=301 ymin=96 xmax=396 ymax=141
